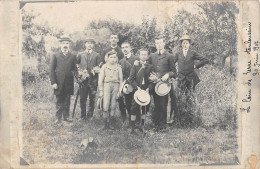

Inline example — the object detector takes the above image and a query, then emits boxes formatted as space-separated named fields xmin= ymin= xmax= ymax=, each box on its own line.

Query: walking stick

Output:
xmin=143 ymin=106 xmax=147 ymax=136
xmin=72 ymin=89 xmax=80 ymax=118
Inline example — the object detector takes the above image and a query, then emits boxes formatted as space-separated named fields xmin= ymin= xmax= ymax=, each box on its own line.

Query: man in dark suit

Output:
xmin=101 ymin=33 xmax=124 ymax=63
xmin=49 ymin=36 xmax=77 ymax=124
xmin=76 ymin=38 xmax=101 ymax=121
xmin=148 ymin=36 xmax=177 ymax=130
xmin=118 ymin=42 xmax=138 ymax=121
xmin=173 ymin=35 xmax=209 ymax=126
xmin=173 ymin=35 xmax=209 ymax=90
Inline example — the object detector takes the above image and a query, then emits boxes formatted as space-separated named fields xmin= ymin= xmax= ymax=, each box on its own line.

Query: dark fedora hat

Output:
xmin=84 ymin=37 xmax=95 ymax=43
xmin=59 ymin=36 xmax=71 ymax=42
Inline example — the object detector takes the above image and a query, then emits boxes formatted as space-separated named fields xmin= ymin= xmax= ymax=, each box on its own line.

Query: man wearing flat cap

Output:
xmin=49 ymin=36 xmax=77 ymax=124
xmin=76 ymin=37 xmax=101 ymax=121
xmin=173 ymin=34 xmax=209 ymax=90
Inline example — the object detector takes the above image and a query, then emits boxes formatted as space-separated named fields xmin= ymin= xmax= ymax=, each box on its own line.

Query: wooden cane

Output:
xmin=72 ymin=89 xmax=80 ymax=118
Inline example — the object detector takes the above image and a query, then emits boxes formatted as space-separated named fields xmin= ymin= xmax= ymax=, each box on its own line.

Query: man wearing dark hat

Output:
xmin=101 ymin=33 xmax=124 ymax=63
xmin=76 ymin=37 xmax=101 ymax=121
xmin=49 ymin=36 xmax=77 ymax=124
xmin=118 ymin=42 xmax=138 ymax=122
xmin=148 ymin=36 xmax=177 ymax=130
xmin=173 ymin=35 xmax=209 ymax=90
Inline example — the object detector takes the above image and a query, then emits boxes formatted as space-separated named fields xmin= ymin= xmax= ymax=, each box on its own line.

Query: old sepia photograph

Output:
xmin=19 ymin=0 xmax=242 ymax=166
xmin=19 ymin=1 xmax=241 ymax=165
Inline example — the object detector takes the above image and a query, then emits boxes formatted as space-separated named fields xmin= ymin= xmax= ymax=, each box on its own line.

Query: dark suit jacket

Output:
xmin=119 ymin=58 xmax=132 ymax=80
xmin=173 ymin=49 xmax=208 ymax=86
xmin=148 ymin=51 xmax=177 ymax=78
xmin=101 ymin=46 xmax=124 ymax=63
xmin=76 ymin=51 xmax=101 ymax=87
xmin=49 ymin=51 xmax=77 ymax=95
xmin=125 ymin=54 xmax=139 ymax=66
xmin=128 ymin=63 xmax=154 ymax=91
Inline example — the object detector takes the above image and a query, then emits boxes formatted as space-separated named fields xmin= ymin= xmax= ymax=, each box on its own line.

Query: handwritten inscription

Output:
xmin=244 ymin=22 xmax=252 ymax=55
xmin=242 ymin=89 xmax=251 ymax=102
xmin=243 ymin=60 xmax=252 ymax=75
xmin=240 ymin=22 xmax=259 ymax=113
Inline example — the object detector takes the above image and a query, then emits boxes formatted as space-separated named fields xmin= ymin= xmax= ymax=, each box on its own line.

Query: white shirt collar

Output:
xmin=140 ymin=60 xmax=146 ymax=64
xmin=183 ymin=48 xmax=189 ymax=56
xmin=158 ymin=49 xmax=165 ymax=54
xmin=86 ymin=49 xmax=93 ymax=54
xmin=125 ymin=53 xmax=132 ymax=59
xmin=111 ymin=45 xmax=117 ymax=49
xmin=61 ymin=50 xmax=69 ymax=56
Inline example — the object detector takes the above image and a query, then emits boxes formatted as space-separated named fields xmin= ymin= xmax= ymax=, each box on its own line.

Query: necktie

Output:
xmin=158 ymin=51 xmax=161 ymax=55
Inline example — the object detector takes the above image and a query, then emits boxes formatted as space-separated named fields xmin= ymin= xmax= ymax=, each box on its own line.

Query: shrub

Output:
xmin=195 ymin=65 xmax=237 ymax=129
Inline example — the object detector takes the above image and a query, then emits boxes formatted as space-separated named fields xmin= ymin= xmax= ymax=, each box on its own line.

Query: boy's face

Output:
xmin=155 ymin=39 xmax=165 ymax=51
xmin=139 ymin=51 xmax=148 ymax=62
xmin=182 ymin=40 xmax=190 ymax=50
xmin=85 ymin=41 xmax=94 ymax=50
xmin=108 ymin=54 xmax=118 ymax=64
xmin=110 ymin=35 xmax=119 ymax=46
xmin=121 ymin=43 xmax=131 ymax=55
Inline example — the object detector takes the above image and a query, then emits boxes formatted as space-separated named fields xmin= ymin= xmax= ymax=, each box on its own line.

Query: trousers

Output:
xmin=79 ymin=82 xmax=97 ymax=119
xmin=103 ymin=82 xmax=120 ymax=114
xmin=56 ymin=93 xmax=71 ymax=120
xmin=152 ymin=91 xmax=168 ymax=126
xmin=118 ymin=92 xmax=134 ymax=117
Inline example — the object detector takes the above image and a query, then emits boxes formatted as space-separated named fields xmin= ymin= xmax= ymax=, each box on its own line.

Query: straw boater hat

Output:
xmin=97 ymin=97 xmax=103 ymax=110
xmin=59 ymin=36 xmax=71 ymax=42
xmin=155 ymin=81 xmax=171 ymax=96
xmin=180 ymin=34 xmax=191 ymax=42
xmin=134 ymin=89 xmax=151 ymax=106
xmin=119 ymin=80 xmax=134 ymax=95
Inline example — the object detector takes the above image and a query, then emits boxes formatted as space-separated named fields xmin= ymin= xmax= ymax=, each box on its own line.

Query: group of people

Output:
xmin=49 ymin=33 xmax=208 ymax=133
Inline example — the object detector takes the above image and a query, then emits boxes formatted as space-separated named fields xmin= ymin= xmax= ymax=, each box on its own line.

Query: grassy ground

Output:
xmin=22 ymin=66 xmax=238 ymax=164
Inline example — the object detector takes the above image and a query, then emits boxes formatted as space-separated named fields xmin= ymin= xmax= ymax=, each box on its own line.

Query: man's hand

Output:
xmin=149 ymin=72 xmax=158 ymax=82
xmin=134 ymin=60 xmax=140 ymax=66
xmin=93 ymin=66 xmax=100 ymax=73
xmin=52 ymin=83 xmax=58 ymax=89
xmin=116 ymin=91 xmax=121 ymax=99
xmin=161 ymin=73 xmax=169 ymax=82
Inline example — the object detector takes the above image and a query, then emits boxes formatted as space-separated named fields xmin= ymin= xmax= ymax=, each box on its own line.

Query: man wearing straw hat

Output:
xmin=148 ymin=36 xmax=177 ymax=130
xmin=128 ymin=48 xmax=154 ymax=134
xmin=173 ymin=34 xmax=209 ymax=90
xmin=49 ymin=36 xmax=77 ymax=125
xmin=76 ymin=37 xmax=101 ymax=121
